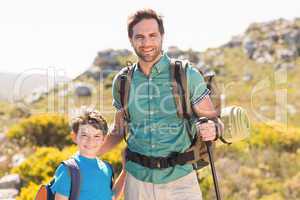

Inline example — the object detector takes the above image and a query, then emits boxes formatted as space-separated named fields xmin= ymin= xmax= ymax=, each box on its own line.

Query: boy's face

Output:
xmin=74 ymin=124 xmax=105 ymax=158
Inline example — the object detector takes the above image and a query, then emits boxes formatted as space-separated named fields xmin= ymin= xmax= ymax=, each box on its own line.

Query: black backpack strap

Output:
xmin=62 ymin=158 xmax=80 ymax=200
xmin=103 ymin=161 xmax=114 ymax=189
xmin=178 ymin=60 xmax=192 ymax=119
xmin=118 ymin=65 xmax=135 ymax=122
xmin=171 ymin=59 xmax=194 ymax=141
xmin=170 ymin=59 xmax=193 ymax=119
xmin=119 ymin=68 xmax=128 ymax=113
xmin=170 ymin=59 xmax=184 ymax=118
xmin=118 ymin=65 xmax=135 ymax=143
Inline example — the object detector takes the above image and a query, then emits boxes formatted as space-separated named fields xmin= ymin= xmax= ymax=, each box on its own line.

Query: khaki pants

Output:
xmin=125 ymin=171 xmax=202 ymax=200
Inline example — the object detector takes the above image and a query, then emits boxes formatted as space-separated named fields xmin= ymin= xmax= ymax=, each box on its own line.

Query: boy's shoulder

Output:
xmin=50 ymin=157 xmax=80 ymax=198
xmin=55 ymin=162 xmax=69 ymax=175
xmin=54 ymin=157 xmax=79 ymax=176
xmin=99 ymin=159 xmax=114 ymax=174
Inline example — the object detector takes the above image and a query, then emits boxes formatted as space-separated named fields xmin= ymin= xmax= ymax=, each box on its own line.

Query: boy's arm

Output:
xmin=51 ymin=165 xmax=71 ymax=200
xmin=55 ymin=193 xmax=68 ymax=200
xmin=98 ymin=110 xmax=125 ymax=155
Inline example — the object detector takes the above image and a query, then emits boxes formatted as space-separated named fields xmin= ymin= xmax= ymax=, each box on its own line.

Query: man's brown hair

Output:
xmin=127 ymin=8 xmax=164 ymax=38
xmin=71 ymin=107 xmax=108 ymax=135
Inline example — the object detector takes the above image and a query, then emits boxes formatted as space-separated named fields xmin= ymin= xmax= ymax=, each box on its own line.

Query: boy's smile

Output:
xmin=74 ymin=124 xmax=105 ymax=158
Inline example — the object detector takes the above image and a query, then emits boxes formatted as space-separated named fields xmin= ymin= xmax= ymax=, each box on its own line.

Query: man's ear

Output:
xmin=129 ymin=37 xmax=133 ymax=47
xmin=71 ymin=131 xmax=77 ymax=143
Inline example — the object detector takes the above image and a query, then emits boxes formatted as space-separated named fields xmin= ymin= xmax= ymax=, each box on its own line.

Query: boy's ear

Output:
xmin=102 ymin=134 xmax=107 ymax=142
xmin=71 ymin=131 xmax=77 ymax=143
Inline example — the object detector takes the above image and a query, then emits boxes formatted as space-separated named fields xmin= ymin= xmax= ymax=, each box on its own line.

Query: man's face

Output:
xmin=130 ymin=18 xmax=163 ymax=63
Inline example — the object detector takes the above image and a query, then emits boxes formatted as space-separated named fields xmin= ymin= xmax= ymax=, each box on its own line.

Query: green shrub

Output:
xmin=258 ymin=193 xmax=285 ymax=200
xmin=199 ymin=168 xmax=214 ymax=200
xmin=16 ymin=182 xmax=40 ymax=200
xmin=284 ymin=172 xmax=300 ymax=198
xmin=11 ymin=146 xmax=76 ymax=187
xmin=14 ymin=146 xmax=76 ymax=200
xmin=256 ymin=179 xmax=283 ymax=196
xmin=6 ymin=114 xmax=72 ymax=148
xmin=218 ymin=123 xmax=300 ymax=155
xmin=249 ymin=123 xmax=300 ymax=152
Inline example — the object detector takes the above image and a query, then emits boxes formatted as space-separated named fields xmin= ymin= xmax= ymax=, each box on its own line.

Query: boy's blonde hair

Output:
xmin=71 ymin=107 xmax=108 ymax=135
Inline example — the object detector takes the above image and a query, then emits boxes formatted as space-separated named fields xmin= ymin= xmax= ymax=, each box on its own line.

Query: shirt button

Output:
xmin=149 ymin=96 xmax=153 ymax=100
xmin=151 ymin=144 xmax=155 ymax=148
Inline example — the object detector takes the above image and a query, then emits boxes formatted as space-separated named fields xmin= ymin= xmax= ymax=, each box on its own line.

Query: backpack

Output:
xmin=116 ymin=58 xmax=221 ymax=169
xmin=35 ymin=159 xmax=115 ymax=200
xmin=35 ymin=158 xmax=80 ymax=200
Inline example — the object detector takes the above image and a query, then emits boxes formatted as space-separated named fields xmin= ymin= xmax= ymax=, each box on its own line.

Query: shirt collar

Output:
xmin=135 ymin=52 xmax=170 ymax=75
xmin=152 ymin=52 xmax=170 ymax=74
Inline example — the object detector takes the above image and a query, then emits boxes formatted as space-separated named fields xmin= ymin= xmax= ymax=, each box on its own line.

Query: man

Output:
xmin=100 ymin=8 xmax=223 ymax=200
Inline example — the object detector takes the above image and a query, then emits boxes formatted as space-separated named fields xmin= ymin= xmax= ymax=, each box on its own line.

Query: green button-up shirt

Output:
xmin=112 ymin=53 xmax=209 ymax=184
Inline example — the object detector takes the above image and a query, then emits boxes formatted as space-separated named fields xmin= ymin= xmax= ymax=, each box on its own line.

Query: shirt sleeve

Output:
xmin=50 ymin=164 xmax=71 ymax=198
xmin=111 ymin=72 xmax=122 ymax=111
xmin=187 ymin=65 xmax=210 ymax=105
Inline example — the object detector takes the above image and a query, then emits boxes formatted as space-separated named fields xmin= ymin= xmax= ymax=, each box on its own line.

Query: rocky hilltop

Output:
xmin=226 ymin=18 xmax=300 ymax=66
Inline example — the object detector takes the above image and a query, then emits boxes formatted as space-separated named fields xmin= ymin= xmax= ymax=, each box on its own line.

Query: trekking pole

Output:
xmin=206 ymin=141 xmax=221 ymax=200
xmin=198 ymin=117 xmax=222 ymax=200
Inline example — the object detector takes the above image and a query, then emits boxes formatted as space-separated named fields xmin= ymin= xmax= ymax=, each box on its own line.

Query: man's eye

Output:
xmin=135 ymin=36 xmax=143 ymax=39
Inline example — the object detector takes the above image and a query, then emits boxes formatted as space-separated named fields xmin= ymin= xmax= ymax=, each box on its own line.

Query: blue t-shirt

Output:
xmin=50 ymin=153 xmax=114 ymax=200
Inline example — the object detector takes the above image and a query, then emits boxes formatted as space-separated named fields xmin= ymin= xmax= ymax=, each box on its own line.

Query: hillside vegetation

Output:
xmin=0 ymin=18 xmax=299 ymax=199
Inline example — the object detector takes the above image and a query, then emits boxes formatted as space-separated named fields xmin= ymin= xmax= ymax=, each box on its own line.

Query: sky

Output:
xmin=0 ymin=0 xmax=299 ymax=78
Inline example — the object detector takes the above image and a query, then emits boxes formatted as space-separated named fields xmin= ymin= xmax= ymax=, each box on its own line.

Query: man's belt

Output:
xmin=125 ymin=148 xmax=195 ymax=169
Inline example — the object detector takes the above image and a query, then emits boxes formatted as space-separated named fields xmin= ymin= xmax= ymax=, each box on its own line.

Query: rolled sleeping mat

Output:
xmin=220 ymin=106 xmax=251 ymax=144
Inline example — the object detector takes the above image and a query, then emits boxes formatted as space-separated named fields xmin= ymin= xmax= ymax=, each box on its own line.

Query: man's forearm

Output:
xmin=99 ymin=110 xmax=126 ymax=155
xmin=99 ymin=132 xmax=123 ymax=155
xmin=113 ymin=169 xmax=126 ymax=200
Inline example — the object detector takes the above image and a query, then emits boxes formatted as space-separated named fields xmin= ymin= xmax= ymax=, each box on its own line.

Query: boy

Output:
xmin=50 ymin=108 xmax=126 ymax=200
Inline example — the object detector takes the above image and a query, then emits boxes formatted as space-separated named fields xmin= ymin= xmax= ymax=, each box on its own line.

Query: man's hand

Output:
xmin=197 ymin=120 xmax=217 ymax=141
